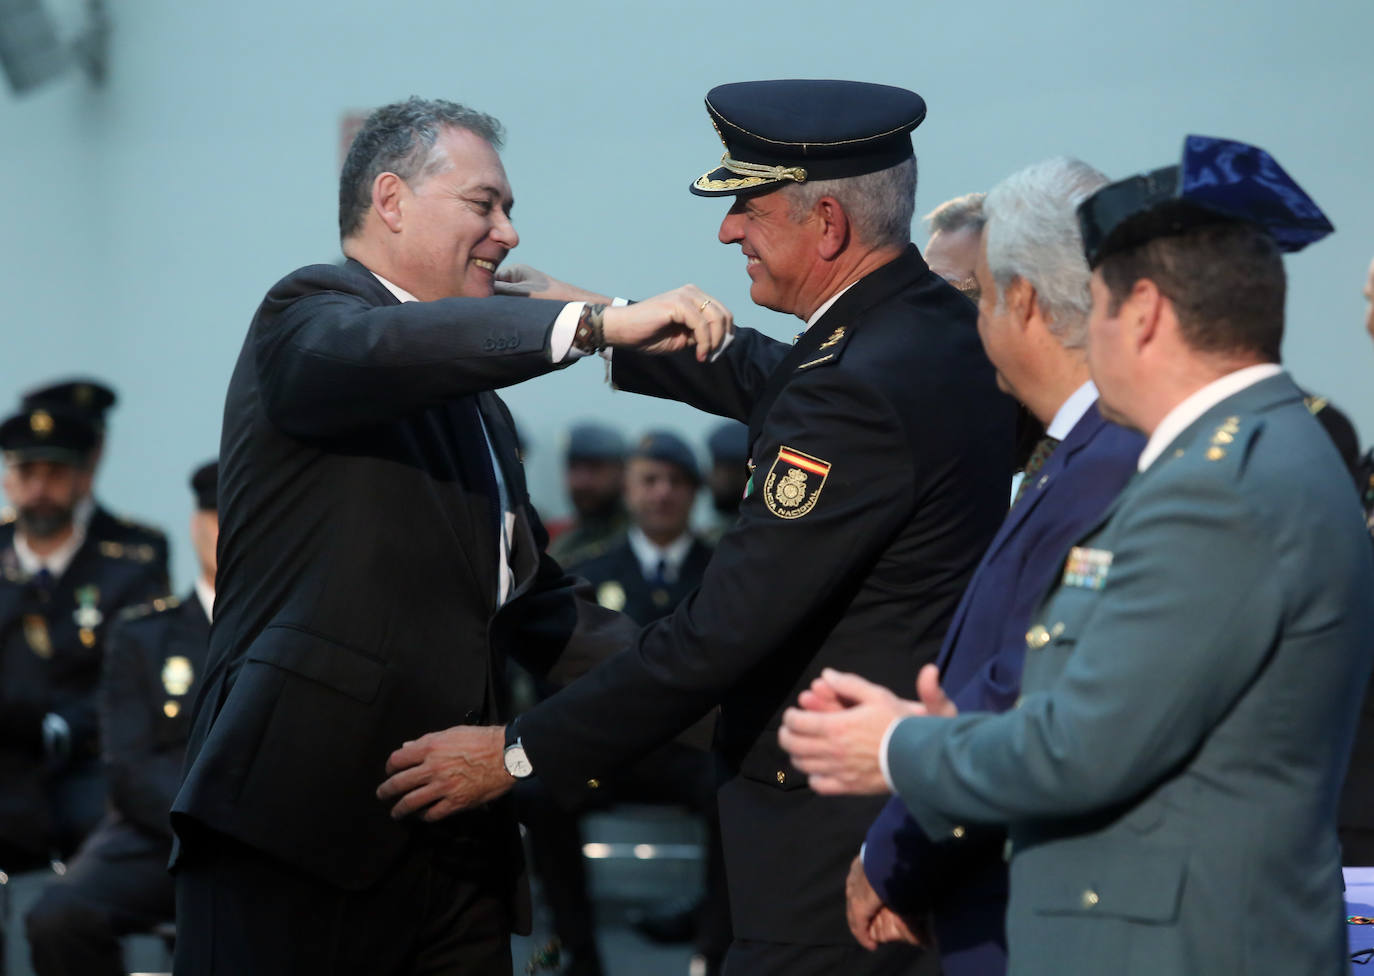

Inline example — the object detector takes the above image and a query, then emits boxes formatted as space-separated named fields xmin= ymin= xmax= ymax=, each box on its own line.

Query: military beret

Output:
xmin=630 ymin=430 xmax=701 ymax=484
xmin=1078 ymin=135 xmax=1334 ymax=269
xmin=690 ymin=79 xmax=926 ymax=198
xmin=20 ymin=377 xmax=117 ymax=431
xmin=190 ymin=460 xmax=218 ymax=511
xmin=706 ymin=421 xmax=748 ymax=465
xmin=566 ymin=422 xmax=627 ymax=462
xmin=0 ymin=405 xmax=97 ymax=464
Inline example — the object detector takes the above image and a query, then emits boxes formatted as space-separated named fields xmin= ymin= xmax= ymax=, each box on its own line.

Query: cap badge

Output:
xmin=30 ymin=410 xmax=53 ymax=436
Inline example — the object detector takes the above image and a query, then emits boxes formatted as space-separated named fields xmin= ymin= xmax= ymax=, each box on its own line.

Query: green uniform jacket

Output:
xmin=888 ymin=372 xmax=1374 ymax=975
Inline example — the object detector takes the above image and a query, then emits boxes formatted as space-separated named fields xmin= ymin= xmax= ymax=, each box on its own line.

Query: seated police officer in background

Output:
xmin=0 ymin=406 xmax=168 ymax=968
xmin=546 ymin=423 xmax=630 ymax=567
xmin=25 ymin=461 xmax=217 ymax=976
xmin=17 ymin=379 xmax=170 ymax=586
xmin=781 ymin=136 xmax=1374 ymax=976
xmin=520 ymin=431 xmax=729 ymax=976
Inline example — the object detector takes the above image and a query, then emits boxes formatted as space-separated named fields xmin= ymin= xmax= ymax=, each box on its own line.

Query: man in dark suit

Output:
xmin=18 ymin=379 xmax=170 ymax=585
xmin=852 ymin=158 xmax=1143 ymax=975
xmin=25 ymin=461 xmax=217 ymax=976
xmin=781 ymin=136 xmax=1373 ymax=975
xmin=170 ymin=97 xmax=731 ymax=976
xmin=382 ymin=80 xmax=1014 ymax=976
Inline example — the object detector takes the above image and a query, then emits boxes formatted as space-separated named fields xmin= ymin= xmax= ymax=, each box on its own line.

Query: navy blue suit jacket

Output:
xmin=862 ymin=401 xmax=1142 ymax=974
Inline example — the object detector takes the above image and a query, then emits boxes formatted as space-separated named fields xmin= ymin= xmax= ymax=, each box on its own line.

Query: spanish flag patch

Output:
xmin=763 ymin=446 xmax=831 ymax=519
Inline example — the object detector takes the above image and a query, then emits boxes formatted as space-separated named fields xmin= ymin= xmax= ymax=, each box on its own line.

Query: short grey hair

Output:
xmin=339 ymin=97 xmax=505 ymax=239
xmin=784 ymin=156 xmax=917 ymax=249
xmin=983 ymin=157 xmax=1108 ymax=349
xmin=924 ymin=192 xmax=986 ymax=235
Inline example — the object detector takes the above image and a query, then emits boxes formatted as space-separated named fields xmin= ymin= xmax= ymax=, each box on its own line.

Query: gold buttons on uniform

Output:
xmin=775 ymin=770 xmax=786 ymax=785
xmin=163 ymin=701 xmax=180 ymax=718
xmin=951 ymin=826 xmax=965 ymax=839
xmin=1082 ymin=889 xmax=1100 ymax=908
xmin=586 ymin=779 xmax=600 ymax=789
xmin=1205 ymin=446 xmax=1226 ymax=461
xmin=1025 ymin=625 xmax=1051 ymax=649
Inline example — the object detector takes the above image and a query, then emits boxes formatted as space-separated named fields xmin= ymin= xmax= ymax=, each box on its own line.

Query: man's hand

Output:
xmin=846 ymin=854 xmax=926 ymax=950
xmin=602 ymin=285 xmax=733 ymax=362
xmin=780 ymin=667 xmax=942 ymax=795
xmin=495 ymin=264 xmax=612 ymax=304
xmin=376 ymin=725 xmax=513 ymax=821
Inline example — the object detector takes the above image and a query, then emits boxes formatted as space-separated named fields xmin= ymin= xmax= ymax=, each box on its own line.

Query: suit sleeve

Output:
xmin=517 ymin=367 xmax=917 ymax=805
xmin=612 ymin=327 xmax=789 ymax=423
xmin=887 ymin=466 xmax=1285 ymax=837
xmin=254 ymin=271 xmax=570 ymax=437
xmin=101 ymin=619 xmax=180 ymax=839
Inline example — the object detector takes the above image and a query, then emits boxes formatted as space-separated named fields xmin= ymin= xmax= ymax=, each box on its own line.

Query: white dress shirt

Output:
xmin=14 ymin=521 xmax=85 ymax=579
xmin=626 ymin=527 xmax=695 ymax=585
xmin=195 ymin=576 xmax=216 ymax=623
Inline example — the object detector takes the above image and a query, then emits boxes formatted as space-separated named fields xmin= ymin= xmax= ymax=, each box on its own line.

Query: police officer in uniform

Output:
xmin=521 ymin=432 xmax=726 ymax=976
xmin=24 ymin=462 xmax=217 ymax=976
xmin=383 ymin=80 xmax=1014 ymax=976
xmin=546 ymin=423 xmax=630 ymax=567
xmin=701 ymin=422 xmax=748 ymax=546
xmin=17 ymin=379 xmax=170 ymax=585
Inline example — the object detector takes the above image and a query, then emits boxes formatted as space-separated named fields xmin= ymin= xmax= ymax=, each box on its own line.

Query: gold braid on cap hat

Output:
xmin=720 ymin=153 xmax=807 ymax=183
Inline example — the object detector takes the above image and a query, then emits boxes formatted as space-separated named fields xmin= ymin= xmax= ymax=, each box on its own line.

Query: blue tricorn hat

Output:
xmin=690 ymin=79 xmax=926 ymax=198
xmin=1077 ymin=135 xmax=1334 ymax=268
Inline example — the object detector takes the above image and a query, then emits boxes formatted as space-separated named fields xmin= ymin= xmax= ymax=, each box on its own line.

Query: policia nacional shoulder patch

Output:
xmin=763 ymin=446 xmax=831 ymax=519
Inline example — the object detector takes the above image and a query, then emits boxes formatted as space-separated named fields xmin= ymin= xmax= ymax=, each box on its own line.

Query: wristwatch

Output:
xmin=503 ymin=729 xmax=534 ymax=779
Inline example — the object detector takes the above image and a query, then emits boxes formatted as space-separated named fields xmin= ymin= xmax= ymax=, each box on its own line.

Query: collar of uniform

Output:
xmin=195 ymin=575 xmax=215 ymax=623
xmin=626 ymin=526 xmax=694 ymax=583
xmin=74 ymin=495 xmax=95 ymax=532
xmin=371 ymin=271 xmax=420 ymax=304
xmin=1138 ymin=363 xmax=1283 ymax=472
xmin=1046 ymin=380 xmax=1099 ymax=441
xmin=14 ymin=518 xmax=86 ymax=578
xmin=803 ymin=279 xmax=860 ymax=333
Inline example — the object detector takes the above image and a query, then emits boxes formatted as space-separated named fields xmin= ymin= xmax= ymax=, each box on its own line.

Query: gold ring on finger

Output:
xmin=699 ymin=299 xmax=713 ymax=312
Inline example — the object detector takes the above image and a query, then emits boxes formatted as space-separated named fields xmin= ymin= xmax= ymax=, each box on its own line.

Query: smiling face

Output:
xmin=926 ymin=224 xmax=983 ymax=299
xmin=717 ymin=189 xmax=820 ymax=316
xmin=394 ymin=127 xmax=518 ymax=301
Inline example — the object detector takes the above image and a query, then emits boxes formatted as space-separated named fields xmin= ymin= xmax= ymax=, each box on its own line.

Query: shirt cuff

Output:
xmin=879 ymin=716 xmax=904 ymax=792
xmin=549 ymin=302 xmax=587 ymax=363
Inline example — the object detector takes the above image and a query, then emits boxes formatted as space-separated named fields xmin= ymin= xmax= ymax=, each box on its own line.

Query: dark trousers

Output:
xmin=25 ymin=832 xmax=173 ymax=976
xmin=173 ymin=829 xmax=515 ymax=976
xmin=724 ymin=937 xmax=939 ymax=976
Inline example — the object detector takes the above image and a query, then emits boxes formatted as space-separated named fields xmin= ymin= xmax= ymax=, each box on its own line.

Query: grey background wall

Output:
xmin=2 ymin=0 xmax=1371 ymax=588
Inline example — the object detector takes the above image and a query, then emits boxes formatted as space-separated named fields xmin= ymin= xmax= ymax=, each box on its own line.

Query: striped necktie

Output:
xmin=1012 ymin=435 xmax=1061 ymax=507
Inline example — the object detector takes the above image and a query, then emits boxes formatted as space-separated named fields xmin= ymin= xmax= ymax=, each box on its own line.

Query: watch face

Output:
xmin=504 ymin=744 xmax=533 ymax=778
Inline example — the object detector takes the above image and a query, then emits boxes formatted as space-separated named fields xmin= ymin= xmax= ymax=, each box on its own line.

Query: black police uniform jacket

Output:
xmin=87 ymin=504 xmax=171 ymax=591
xmin=516 ymin=246 xmax=1015 ymax=945
xmin=171 ymin=260 xmax=636 ymax=899
xmin=83 ymin=592 xmax=209 ymax=861
xmin=0 ymin=523 xmax=168 ymax=861
xmin=569 ymin=534 xmax=714 ymax=627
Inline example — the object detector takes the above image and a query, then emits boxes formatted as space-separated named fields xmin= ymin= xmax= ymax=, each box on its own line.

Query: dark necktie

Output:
xmin=32 ymin=567 xmax=55 ymax=602
xmin=650 ymin=558 xmax=669 ymax=588
xmin=1012 ymin=435 xmax=1061 ymax=507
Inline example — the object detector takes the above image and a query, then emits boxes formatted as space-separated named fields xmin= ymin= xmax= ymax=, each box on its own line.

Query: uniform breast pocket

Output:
xmin=1028 ymin=843 xmax=1187 ymax=924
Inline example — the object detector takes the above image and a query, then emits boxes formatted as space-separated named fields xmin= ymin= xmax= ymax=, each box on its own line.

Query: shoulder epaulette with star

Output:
xmin=98 ymin=540 xmax=160 ymax=564
xmin=118 ymin=594 xmax=182 ymax=622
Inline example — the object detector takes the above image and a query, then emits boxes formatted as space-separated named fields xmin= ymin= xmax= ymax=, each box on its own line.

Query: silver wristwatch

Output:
xmin=503 ymin=737 xmax=533 ymax=778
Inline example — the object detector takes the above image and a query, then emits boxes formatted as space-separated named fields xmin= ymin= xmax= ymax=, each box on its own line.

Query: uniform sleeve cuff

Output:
xmin=879 ymin=716 xmax=904 ymax=792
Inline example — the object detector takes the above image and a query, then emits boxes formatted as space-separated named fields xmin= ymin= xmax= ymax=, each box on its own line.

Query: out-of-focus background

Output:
xmin=2 ymin=0 xmax=1371 ymax=587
